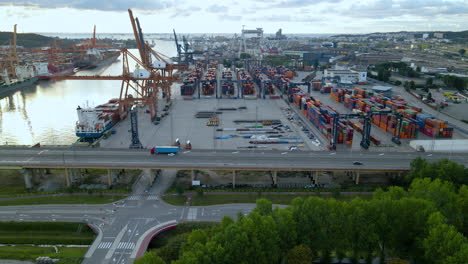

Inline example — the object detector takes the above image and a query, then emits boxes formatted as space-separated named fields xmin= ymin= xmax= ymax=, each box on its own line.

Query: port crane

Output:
xmin=0 ymin=24 xmax=19 ymax=77
xmin=52 ymin=9 xmax=185 ymax=123
xmin=173 ymin=29 xmax=193 ymax=65
xmin=329 ymin=110 xmax=403 ymax=150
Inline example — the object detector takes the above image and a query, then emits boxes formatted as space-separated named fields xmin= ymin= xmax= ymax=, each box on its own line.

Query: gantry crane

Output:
xmin=0 ymin=24 xmax=19 ymax=78
xmin=52 ymin=9 xmax=185 ymax=123
xmin=173 ymin=29 xmax=193 ymax=65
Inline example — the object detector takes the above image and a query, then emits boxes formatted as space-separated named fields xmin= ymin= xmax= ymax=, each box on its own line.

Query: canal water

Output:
xmin=0 ymin=39 xmax=177 ymax=145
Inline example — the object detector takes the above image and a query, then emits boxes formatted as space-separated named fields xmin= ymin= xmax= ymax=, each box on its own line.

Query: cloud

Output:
xmin=248 ymin=14 xmax=321 ymax=23
xmin=206 ymin=4 xmax=227 ymax=13
xmin=171 ymin=6 xmax=201 ymax=18
xmin=268 ymin=0 xmax=343 ymax=8
xmin=219 ymin=14 xmax=242 ymax=21
xmin=345 ymin=0 xmax=468 ymax=18
xmin=0 ymin=0 xmax=178 ymax=12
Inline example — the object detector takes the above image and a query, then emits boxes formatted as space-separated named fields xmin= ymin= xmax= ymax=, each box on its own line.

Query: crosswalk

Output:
xmin=98 ymin=241 xmax=113 ymax=249
xmin=147 ymin=195 xmax=159 ymax=200
xmin=127 ymin=194 xmax=159 ymax=201
xmin=118 ymin=242 xmax=135 ymax=249
xmin=187 ymin=208 xmax=198 ymax=220
xmin=98 ymin=241 xmax=136 ymax=250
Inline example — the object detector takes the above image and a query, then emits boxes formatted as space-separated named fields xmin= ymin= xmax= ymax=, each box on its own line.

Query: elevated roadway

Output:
xmin=1 ymin=148 xmax=466 ymax=171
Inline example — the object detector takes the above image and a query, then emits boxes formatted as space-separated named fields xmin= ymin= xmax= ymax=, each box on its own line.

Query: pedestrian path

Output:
xmin=118 ymin=242 xmax=135 ymax=249
xmin=147 ymin=195 xmax=159 ymax=200
xmin=98 ymin=241 xmax=113 ymax=249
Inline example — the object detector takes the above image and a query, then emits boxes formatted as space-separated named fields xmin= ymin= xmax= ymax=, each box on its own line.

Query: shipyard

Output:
xmin=0 ymin=2 xmax=468 ymax=264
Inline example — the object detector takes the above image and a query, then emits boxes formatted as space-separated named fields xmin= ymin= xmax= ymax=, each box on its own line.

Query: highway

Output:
xmin=1 ymin=147 xmax=467 ymax=171
xmin=0 ymin=170 xmax=258 ymax=264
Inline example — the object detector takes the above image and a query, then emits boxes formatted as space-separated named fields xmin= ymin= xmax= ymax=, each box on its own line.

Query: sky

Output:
xmin=0 ymin=0 xmax=467 ymax=34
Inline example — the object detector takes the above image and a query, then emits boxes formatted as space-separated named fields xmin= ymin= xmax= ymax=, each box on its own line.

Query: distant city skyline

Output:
xmin=1 ymin=0 xmax=467 ymax=34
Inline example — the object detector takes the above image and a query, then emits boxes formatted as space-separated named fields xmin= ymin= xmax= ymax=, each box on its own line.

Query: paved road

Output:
xmin=0 ymin=169 xmax=257 ymax=264
xmin=1 ymin=148 xmax=467 ymax=171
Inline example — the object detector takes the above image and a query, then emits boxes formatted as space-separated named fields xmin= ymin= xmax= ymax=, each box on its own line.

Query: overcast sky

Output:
xmin=1 ymin=0 xmax=467 ymax=34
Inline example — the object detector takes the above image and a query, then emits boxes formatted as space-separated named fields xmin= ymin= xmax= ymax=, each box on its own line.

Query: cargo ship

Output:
xmin=0 ymin=66 xmax=38 ymax=98
xmin=74 ymin=50 xmax=120 ymax=70
xmin=34 ymin=62 xmax=76 ymax=80
xmin=75 ymin=99 xmax=120 ymax=139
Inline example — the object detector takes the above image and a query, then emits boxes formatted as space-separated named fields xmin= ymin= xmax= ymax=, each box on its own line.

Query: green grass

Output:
xmin=0 ymin=245 xmax=87 ymax=263
xmin=0 ymin=222 xmax=96 ymax=245
xmin=163 ymin=193 xmax=372 ymax=206
xmin=0 ymin=195 xmax=126 ymax=206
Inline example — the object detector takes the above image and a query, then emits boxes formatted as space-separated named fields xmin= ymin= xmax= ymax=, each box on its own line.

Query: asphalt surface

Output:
xmin=0 ymin=169 xmax=257 ymax=264
xmin=1 ymin=148 xmax=467 ymax=171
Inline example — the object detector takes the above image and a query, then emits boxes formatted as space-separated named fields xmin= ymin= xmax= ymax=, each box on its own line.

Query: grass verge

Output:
xmin=0 ymin=222 xmax=95 ymax=245
xmin=0 ymin=195 xmax=126 ymax=206
xmin=163 ymin=193 xmax=372 ymax=206
xmin=0 ymin=245 xmax=87 ymax=263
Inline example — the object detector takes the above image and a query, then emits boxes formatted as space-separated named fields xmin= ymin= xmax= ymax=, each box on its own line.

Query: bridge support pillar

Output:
xmin=355 ymin=171 xmax=360 ymax=185
xmin=150 ymin=169 xmax=159 ymax=185
xmin=191 ymin=170 xmax=195 ymax=182
xmin=64 ymin=168 xmax=71 ymax=187
xmin=272 ymin=171 xmax=278 ymax=186
xmin=107 ymin=169 xmax=118 ymax=187
xmin=313 ymin=171 xmax=319 ymax=184
xmin=232 ymin=170 xmax=236 ymax=189
xmin=22 ymin=168 xmax=33 ymax=189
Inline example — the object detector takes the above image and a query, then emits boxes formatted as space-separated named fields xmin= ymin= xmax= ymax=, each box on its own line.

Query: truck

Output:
xmin=150 ymin=146 xmax=179 ymax=154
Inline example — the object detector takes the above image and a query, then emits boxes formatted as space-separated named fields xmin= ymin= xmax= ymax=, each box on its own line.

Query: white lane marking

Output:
xmin=330 ymin=152 xmax=336 ymax=155
xmin=232 ymin=151 xmax=239 ymax=154
xmin=38 ymin=150 xmax=46 ymax=155
xmin=104 ymin=224 xmax=128 ymax=259
xmin=379 ymin=153 xmax=385 ymax=156
xmin=281 ymin=152 xmax=288 ymax=155
xmin=187 ymin=208 xmax=198 ymax=220
xmin=147 ymin=195 xmax=158 ymax=200
xmin=98 ymin=242 xmax=113 ymax=249
xmin=427 ymin=154 xmax=433 ymax=157
xmin=183 ymin=151 xmax=191 ymax=154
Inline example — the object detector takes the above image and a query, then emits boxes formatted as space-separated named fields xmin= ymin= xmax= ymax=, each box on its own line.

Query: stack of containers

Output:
xmin=180 ymin=63 xmax=203 ymax=96
xmin=327 ymin=87 xmax=453 ymax=139
xmin=292 ymin=92 xmax=354 ymax=146
xmin=237 ymin=68 xmax=255 ymax=95
xmin=312 ymin=81 xmax=322 ymax=91
xmin=202 ymin=67 xmax=217 ymax=96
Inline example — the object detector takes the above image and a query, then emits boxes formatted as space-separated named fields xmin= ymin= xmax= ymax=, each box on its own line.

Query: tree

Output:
xmin=240 ymin=53 xmax=251 ymax=59
xmin=314 ymin=59 xmax=319 ymax=70
xmin=287 ymin=244 xmax=313 ymax=264
xmin=409 ymin=81 xmax=416 ymax=90
xmin=395 ymin=80 xmax=402 ymax=86
xmin=426 ymin=77 xmax=433 ymax=87
xmin=459 ymin=48 xmax=466 ymax=57
xmin=134 ymin=252 xmax=166 ymax=264
xmin=409 ymin=178 xmax=462 ymax=230
xmin=254 ymin=198 xmax=273 ymax=216
xmin=423 ymin=223 xmax=467 ymax=264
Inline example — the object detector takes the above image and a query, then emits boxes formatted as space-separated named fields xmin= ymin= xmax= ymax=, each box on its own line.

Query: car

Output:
xmin=353 ymin=161 xmax=363 ymax=165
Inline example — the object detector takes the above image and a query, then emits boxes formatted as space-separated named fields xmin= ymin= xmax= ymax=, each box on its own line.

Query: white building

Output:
xmin=323 ymin=69 xmax=367 ymax=84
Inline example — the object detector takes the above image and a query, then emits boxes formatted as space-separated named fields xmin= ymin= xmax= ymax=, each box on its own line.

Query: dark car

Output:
xmin=353 ymin=161 xmax=363 ymax=165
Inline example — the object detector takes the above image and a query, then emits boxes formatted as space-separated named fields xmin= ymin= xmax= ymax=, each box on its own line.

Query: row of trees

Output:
xmin=137 ymin=179 xmax=466 ymax=263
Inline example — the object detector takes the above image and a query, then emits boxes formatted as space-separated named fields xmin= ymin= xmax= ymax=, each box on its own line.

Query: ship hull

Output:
xmin=74 ymin=52 xmax=120 ymax=70
xmin=0 ymin=77 xmax=39 ymax=98
xmin=38 ymin=67 xmax=75 ymax=80
xmin=76 ymin=119 xmax=117 ymax=139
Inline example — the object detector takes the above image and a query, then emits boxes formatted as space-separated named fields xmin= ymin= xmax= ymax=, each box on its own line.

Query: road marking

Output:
xmin=427 ymin=154 xmax=433 ymax=157
xmin=118 ymin=242 xmax=135 ymax=249
xmin=379 ymin=153 xmax=385 ymax=156
xmin=330 ymin=152 xmax=336 ymax=155
xmin=105 ymin=224 xmax=128 ymax=259
xmin=232 ymin=151 xmax=239 ymax=154
xmin=180 ymin=208 xmax=185 ymax=220
xmin=147 ymin=195 xmax=159 ymax=200
xmin=183 ymin=151 xmax=191 ymax=154
xmin=187 ymin=208 xmax=198 ymax=220
xmin=281 ymin=152 xmax=288 ymax=155
xmin=98 ymin=241 xmax=113 ymax=249
xmin=127 ymin=195 xmax=142 ymax=201
xmin=37 ymin=150 xmax=46 ymax=155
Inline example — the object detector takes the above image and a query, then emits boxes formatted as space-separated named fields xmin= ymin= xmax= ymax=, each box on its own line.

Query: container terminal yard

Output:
xmin=1 ymin=6 xmax=468 ymax=264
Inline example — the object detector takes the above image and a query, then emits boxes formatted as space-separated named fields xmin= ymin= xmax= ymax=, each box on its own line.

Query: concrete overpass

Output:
xmin=1 ymin=147 xmax=466 ymax=186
